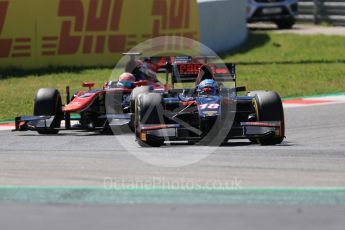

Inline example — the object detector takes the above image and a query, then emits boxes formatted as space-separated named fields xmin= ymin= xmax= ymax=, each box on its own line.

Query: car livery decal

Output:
xmin=196 ymin=96 xmax=221 ymax=117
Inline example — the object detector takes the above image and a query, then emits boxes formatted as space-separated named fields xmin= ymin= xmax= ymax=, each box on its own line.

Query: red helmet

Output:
xmin=118 ymin=72 xmax=135 ymax=82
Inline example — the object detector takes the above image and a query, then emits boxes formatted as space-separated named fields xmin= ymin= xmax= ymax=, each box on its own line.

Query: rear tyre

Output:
xmin=275 ymin=18 xmax=295 ymax=29
xmin=34 ymin=88 xmax=63 ymax=135
xmin=248 ymin=91 xmax=285 ymax=145
xmin=135 ymin=93 xmax=164 ymax=147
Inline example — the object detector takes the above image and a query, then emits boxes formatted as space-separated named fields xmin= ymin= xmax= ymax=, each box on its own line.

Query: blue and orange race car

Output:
xmin=133 ymin=56 xmax=285 ymax=147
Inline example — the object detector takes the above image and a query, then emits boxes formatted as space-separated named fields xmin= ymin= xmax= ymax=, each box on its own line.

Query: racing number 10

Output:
xmin=200 ymin=104 xmax=220 ymax=109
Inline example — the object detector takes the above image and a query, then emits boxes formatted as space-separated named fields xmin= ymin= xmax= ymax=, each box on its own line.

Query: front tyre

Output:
xmin=129 ymin=86 xmax=152 ymax=132
xmin=34 ymin=88 xmax=63 ymax=135
xmin=129 ymin=86 xmax=151 ymax=113
xmin=135 ymin=93 xmax=164 ymax=147
xmin=248 ymin=91 xmax=285 ymax=145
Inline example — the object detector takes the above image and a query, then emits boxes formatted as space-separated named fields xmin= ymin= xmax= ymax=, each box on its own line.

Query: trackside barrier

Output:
xmin=298 ymin=0 xmax=345 ymax=26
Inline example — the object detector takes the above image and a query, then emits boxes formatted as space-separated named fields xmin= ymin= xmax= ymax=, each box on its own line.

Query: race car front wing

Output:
xmin=137 ymin=121 xmax=282 ymax=142
xmin=14 ymin=114 xmax=132 ymax=132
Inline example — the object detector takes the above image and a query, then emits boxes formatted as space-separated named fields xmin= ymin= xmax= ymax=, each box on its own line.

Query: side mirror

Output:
xmin=82 ymin=82 xmax=95 ymax=91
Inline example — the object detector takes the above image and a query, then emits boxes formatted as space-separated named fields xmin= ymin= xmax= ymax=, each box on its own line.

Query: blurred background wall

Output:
xmin=198 ymin=0 xmax=247 ymax=54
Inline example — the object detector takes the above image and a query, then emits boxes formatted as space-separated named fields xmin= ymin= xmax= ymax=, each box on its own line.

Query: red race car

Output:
xmin=14 ymin=53 xmax=167 ymax=134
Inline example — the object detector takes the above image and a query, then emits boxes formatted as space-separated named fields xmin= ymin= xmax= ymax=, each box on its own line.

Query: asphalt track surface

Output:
xmin=1 ymin=103 xmax=345 ymax=187
xmin=0 ymin=103 xmax=345 ymax=229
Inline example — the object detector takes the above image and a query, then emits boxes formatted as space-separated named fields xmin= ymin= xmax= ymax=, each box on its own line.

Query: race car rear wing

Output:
xmin=172 ymin=62 xmax=236 ymax=83
xmin=126 ymin=55 xmax=236 ymax=81
xmin=122 ymin=54 xmax=238 ymax=88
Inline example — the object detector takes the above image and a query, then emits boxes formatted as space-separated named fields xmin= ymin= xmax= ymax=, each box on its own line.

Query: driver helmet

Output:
xmin=197 ymin=79 xmax=219 ymax=95
xmin=117 ymin=72 xmax=136 ymax=88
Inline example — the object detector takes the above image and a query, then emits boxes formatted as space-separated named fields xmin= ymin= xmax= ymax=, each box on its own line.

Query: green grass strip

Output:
xmin=0 ymin=119 xmax=14 ymax=124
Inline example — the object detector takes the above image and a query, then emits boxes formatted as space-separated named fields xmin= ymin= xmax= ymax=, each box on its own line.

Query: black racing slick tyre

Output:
xmin=34 ymin=88 xmax=63 ymax=135
xmin=248 ymin=91 xmax=285 ymax=145
xmin=135 ymin=93 xmax=164 ymax=147
xmin=129 ymin=86 xmax=151 ymax=113
xmin=129 ymin=86 xmax=151 ymax=132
